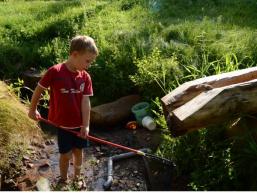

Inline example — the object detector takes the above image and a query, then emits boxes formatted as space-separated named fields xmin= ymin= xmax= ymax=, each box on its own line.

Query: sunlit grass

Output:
xmin=1 ymin=0 xmax=257 ymax=189
xmin=0 ymin=81 xmax=42 ymax=172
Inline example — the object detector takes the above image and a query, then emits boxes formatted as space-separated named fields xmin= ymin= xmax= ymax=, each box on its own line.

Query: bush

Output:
xmin=130 ymin=48 xmax=182 ymax=99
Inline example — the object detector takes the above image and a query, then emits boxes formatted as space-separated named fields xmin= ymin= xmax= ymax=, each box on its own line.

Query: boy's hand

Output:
xmin=80 ymin=126 xmax=89 ymax=137
xmin=28 ymin=109 xmax=41 ymax=121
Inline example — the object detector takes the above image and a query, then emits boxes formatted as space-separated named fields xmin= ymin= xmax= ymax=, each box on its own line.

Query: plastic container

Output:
xmin=131 ymin=102 xmax=150 ymax=124
xmin=142 ymin=116 xmax=156 ymax=131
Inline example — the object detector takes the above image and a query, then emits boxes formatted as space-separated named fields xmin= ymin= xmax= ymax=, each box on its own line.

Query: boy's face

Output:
xmin=72 ymin=51 xmax=97 ymax=71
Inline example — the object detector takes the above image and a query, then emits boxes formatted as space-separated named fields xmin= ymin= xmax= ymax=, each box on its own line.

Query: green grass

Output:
xmin=1 ymin=0 xmax=256 ymax=101
xmin=1 ymin=0 xmax=257 ymax=189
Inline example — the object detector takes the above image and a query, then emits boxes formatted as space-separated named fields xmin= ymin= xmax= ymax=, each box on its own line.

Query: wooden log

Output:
xmin=90 ymin=95 xmax=141 ymax=127
xmin=168 ymin=79 xmax=257 ymax=136
xmin=161 ymin=66 xmax=257 ymax=117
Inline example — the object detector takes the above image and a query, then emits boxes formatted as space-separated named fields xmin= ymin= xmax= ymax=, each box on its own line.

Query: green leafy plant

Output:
xmin=130 ymin=48 xmax=182 ymax=98
xmin=150 ymin=97 xmax=169 ymax=134
xmin=7 ymin=78 xmax=24 ymax=99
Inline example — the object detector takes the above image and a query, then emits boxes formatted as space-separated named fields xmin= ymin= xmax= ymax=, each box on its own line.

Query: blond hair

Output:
xmin=69 ymin=35 xmax=98 ymax=55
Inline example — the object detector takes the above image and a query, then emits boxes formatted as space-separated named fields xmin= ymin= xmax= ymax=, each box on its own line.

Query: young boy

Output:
xmin=28 ymin=35 xmax=98 ymax=185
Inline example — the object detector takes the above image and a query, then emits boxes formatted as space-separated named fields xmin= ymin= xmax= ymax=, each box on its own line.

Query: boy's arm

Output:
xmin=81 ymin=95 xmax=91 ymax=136
xmin=28 ymin=85 xmax=45 ymax=120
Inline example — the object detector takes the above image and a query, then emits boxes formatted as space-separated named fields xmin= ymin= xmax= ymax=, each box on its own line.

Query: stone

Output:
xmin=114 ymin=165 xmax=120 ymax=170
xmin=38 ymin=160 xmax=51 ymax=174
xmin=45 ymin=140 xmax=54 ymax=145
xmin=112 ymin=179 xmax=119 ymax=186
xmin=17 ymin=176 xmax=36 ymax=191
xmin=5 ymin=179 xmax=16 ymax=188
xmin=95 ymin=147 xmax=101 ymax=152
xmin=22 ymin=69 xmax=42 ymax=90
xmin=17 ymin=182 xmax=27 ymax=191
xmin=22 ymin=155 xmax=30 ymax=161
xmin=27 ymin=163 xmax=34 ymax=169
xmin=36 ymin=177 xmax=50 ymax=191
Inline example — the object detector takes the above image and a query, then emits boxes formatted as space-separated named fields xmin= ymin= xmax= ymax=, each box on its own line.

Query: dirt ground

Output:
xmin=77 ymin=125 xmax=158 ymax=191
xmin=2 ymin=122 xmax=169 ymax=191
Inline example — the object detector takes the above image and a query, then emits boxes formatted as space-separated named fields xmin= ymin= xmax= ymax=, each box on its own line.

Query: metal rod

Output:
xmin=103 ymin=148 xmax=151 ymax=190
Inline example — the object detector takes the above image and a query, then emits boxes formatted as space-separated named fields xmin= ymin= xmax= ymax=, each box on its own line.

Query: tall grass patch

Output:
xmin=0 ymin=81 xmax=42 ymax=173
xmin=0 ymin=0 xmax=90 ymax=77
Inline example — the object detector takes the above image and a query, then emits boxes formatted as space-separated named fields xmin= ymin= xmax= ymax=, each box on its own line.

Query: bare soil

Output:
xmin=1 ymin=123 xmax=163 ymax=191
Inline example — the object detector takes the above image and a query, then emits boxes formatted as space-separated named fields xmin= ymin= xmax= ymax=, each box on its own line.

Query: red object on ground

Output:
xmin=126 ymin=121 xmax=137 ymax=130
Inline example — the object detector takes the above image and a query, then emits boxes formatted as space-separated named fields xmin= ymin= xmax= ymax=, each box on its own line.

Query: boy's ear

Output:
xmin=71 ymin=51 xmax=79 ymax=57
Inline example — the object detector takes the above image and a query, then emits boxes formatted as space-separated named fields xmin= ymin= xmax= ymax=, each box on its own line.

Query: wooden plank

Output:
xmin=161 ymin=66 xmax=257 ymax=117
xmin=168 ymin=79 xmax=257 ymax=136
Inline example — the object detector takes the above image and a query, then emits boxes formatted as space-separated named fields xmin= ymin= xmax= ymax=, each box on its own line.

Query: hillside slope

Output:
xmin=0 ymin=81 xmax=43 ymax=174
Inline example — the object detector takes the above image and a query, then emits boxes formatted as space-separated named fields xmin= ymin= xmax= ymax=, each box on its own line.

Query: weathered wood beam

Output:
xmin=168 ymin=79 xmax=257 ymax=136
xmin=161 ymin=66 xmax=257 ymax=117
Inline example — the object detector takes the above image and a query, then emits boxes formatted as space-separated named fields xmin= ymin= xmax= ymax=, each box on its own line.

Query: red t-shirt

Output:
xmin=38 ymin=63 xmax=93 ymax=128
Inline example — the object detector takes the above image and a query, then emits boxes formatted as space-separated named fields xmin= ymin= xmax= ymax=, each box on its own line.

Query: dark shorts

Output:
xmin=57 ymin=127 xmax=88 ymax=154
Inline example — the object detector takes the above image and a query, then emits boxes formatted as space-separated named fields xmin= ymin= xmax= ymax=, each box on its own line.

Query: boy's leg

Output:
xmin=72 ymin=148 xmax=83 ymax=178
xmin=59 ymin=151 xmax=72 ymax=180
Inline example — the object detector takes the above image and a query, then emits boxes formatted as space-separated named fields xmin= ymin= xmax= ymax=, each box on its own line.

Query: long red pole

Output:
xmin=38 ymin=117 xmax=145 ymax=155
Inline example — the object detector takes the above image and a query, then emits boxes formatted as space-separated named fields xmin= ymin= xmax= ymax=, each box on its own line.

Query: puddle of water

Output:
xmin=83 ymin=149 xmax=106 ymax=191
xmin=93 ymin=178 xmax=105 ymax=191
xmin=44 ymin=138 xmax=107 ymax=190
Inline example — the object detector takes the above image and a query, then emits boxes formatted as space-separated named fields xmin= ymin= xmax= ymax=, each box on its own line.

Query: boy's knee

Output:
xmin=72 ymin=148 xmax=83 ymax=155
xmin=61 ymin=151 xmax=72 ymax=161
